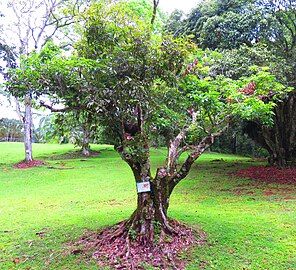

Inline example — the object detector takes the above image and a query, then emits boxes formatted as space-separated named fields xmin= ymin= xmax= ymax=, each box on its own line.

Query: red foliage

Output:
xmin=14 ymin=160 xmax=44 ymax=169
xmin=240 ymin=81 xmax=256 ymax=95
xmin=235 ymin=166 xmax=296 ymax=184
xmin=73 ymin=220 xmax=206 ymax=269
xmin=183 ymin=58 xmax=199 ymax=76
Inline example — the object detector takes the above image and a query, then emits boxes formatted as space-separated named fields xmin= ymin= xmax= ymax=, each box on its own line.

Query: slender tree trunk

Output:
xmin=15 ymin=95 xmax=33 ymax=162
xmin=24 ymin=95 xmax=33 ymax=162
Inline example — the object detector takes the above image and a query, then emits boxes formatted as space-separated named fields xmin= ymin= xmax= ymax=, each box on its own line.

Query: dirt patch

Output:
xmin=234 ymin=166 xmax=296 ymax=185
xmin=14 ymin=160 xmax=45 ymax=169
xmin=69 ymin=220 xmax=206 ymax=270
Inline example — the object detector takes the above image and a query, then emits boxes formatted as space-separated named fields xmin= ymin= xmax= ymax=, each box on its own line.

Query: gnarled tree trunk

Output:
xmin=244 ymin=91 xmax=296 ymax=167
xmin=113 ymin=104 xmax=225 ymax=246
xmin=117 ymin=131 xmax=217 ymax=245
xmin=120 ymin=153 xmax=174 ymax=245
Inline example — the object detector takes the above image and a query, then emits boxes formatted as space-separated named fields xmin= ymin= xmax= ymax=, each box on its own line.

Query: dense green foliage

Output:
xmin=7 ymin=3 xmax=289 ymax=149
xmin=4 ymin=1 xmax=292 ymax=161
xmin=166 ymin=0 xmax=295 ymax=166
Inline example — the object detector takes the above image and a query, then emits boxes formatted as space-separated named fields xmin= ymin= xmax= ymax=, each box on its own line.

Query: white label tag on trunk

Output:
xmin=136 ymin=181 xmax=151 ymax=193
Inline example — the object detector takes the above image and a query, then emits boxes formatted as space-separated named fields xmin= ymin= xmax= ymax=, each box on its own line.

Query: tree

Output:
xmin=247 ymin=0 xmax=296 ymax=166
xmin=172 ymin=0 xmax=296 ymax=167
xmin=209 ymin=44 xmax=296 ymax=166
xmin=169 ymin=0 xmax=260 ymax=49
xmin=7 ymin=1 xmax=289 ymax=267
xmin=164 ymin=9 xmax=185 ymax=36
xmin=0 ymin=0 xmax=84 ymax=162
xmin=33 ymin=111 xmax=100 ymax=155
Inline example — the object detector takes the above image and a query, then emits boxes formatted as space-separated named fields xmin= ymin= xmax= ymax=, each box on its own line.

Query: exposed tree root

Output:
xmin=73 ymin=220 xmax=206 ymax=269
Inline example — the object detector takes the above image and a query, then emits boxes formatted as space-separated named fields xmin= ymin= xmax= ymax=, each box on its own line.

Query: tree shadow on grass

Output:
xmin=39 ymin=150 xmax=101 ymax=161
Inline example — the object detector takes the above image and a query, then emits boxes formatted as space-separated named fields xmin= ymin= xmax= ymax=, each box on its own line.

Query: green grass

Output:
xmin=0 ymin=142 xmax=295 ymax=270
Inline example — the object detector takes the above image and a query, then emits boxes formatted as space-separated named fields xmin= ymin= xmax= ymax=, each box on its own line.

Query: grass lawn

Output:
xmin=0 ymin=142 xmax=295 ymax=270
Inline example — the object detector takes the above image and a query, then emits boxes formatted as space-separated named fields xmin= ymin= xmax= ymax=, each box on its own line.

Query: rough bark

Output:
xmin=116 ymin=141 xmax=175 ymax=245
xmin=127 ymin=184 xmax=173 ymax=245
xmin=115 ymin=119 xmax=227 ymax=245
xmin=118 ymin=150 xmax=173 ymax=246
xmin=244 ymin=91 xmax=296 ymax=167
xmin=118 ymin=134 xmax=220 ymax=245
xmin=82 ymin=146 xmax=90 ymax=157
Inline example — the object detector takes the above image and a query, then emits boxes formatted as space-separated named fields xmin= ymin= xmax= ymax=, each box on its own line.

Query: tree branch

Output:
xmin=39 ymin=100 xmax=85 ymax=112
xmin=170 ymin=124 xmax=229 ymax=190
xmin=15 ymin=97 xmax=25 ymax=123
xmin=151 ymin=0 xmax=160 ymax=25
xmin=167 ymin=129 xmax=187 ymax=174
xmin=166 ymin=110 xmax=198 ymax=174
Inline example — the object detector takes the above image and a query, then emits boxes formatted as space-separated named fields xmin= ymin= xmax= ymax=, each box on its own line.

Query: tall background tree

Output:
xmin=0 ymin=0 xmax=84 ymax=162
xmin=167 ymin=0 xmax=296 ymax=166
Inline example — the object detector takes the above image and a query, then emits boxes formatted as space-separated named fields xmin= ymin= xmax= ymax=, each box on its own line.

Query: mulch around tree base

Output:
xmin=14 ymin=160 xmax=45 ymax=169
xmin=234 ymin=166 xmax=296 ymax=184
xmin=70 ymin=220 xmax=207 ymax=270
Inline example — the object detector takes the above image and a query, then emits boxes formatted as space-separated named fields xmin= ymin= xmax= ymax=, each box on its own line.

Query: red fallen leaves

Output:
xmin=14 ymin=160 xmax=44 ymax=169
xmin=73 ymin=220 xmax=206 ymax=270
xmin=235 ymin=166 xmax=296 ymax=185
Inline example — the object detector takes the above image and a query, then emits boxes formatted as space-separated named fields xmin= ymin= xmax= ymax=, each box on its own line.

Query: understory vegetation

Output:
xmin=0 ymin=143 xmax=295 ymax=270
